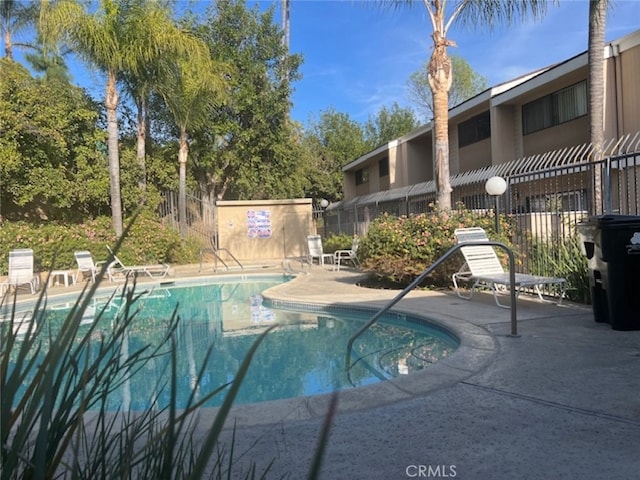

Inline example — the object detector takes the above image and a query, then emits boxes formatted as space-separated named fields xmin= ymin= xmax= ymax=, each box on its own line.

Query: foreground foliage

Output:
xmin=0 ymin=268 xmax=279 ymax=479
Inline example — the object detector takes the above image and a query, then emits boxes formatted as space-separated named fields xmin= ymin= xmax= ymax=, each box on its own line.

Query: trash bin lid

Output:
xmin=587 ymin=215 xmax=640 ymax=228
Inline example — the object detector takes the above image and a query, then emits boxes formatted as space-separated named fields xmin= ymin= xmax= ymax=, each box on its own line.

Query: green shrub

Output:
xmin=0 ymin=214 xmax=200 ymax=274
xmin=359 ymin=209 xmax=514 ymax=288
xmin=323 ymin=233 xmax=355 ymax=253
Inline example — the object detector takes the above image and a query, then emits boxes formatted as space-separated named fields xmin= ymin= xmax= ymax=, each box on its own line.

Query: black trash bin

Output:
xmin=577 ymin=215 xmax=640 ymax=331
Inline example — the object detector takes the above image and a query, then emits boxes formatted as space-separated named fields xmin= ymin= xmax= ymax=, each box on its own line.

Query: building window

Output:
xmin=355 ymin=167 xmax=369 ymax=186
xmin=378 ymin=157 xmax=389 ymax=177
xmin=458 ymin=111 xmax=491 ymax=148
xmin=522 ymin=81 xmax=587 ymax=135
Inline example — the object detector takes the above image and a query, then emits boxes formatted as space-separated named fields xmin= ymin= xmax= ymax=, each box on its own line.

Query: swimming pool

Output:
xmin=6 ymin=275 xmax=458 ymax=411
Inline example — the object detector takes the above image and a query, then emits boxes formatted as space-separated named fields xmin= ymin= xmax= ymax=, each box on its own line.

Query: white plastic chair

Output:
xmin=3 ymin=249 xmax=39 ymax=294
xmin=306 ymin=235 xmax=333 ymax=266
xmin=452 ymin=227 xmax=566 ymax=308
xmin=74 ymin=250 xmax=106 ymax=283
xmin=333 ymin=237 xmax=360 ymax=271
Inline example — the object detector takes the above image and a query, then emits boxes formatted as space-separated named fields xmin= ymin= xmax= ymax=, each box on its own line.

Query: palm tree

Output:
xmin=387 ymin=1 xmax=549 ymax=211
xmin=1 ymin=0 xmax=37 ymax=59
xmin=157 ymin=51 xmax=230 ymax=237
xmin=119 ymin=1 xmax=208 ymax=192
xmin=39 ymin=0 xmax=173 ymax=235
xmin=588 ymin=0 xmax=607 ymax=214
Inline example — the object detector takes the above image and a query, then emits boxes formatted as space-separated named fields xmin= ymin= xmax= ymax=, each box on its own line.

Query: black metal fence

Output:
xmin=325 ymin=134 xmax=640 ymax=277
xmin=155 ymin=133 xmax=640 ymax=284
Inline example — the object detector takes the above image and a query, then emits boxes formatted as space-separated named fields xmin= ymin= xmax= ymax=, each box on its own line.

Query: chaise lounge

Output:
xmin=105 ymin=246 xmax=170 ymax=281
xmin=452 ymin=227 xmax=566 ymax=308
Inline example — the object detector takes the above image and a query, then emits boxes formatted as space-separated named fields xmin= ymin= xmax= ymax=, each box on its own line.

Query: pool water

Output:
xmin=11 ymin=276 xmax=458 ymax=411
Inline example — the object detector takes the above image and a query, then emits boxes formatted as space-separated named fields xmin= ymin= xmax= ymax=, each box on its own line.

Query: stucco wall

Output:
xmin=215 ymin=199 xmax=313 ymax=262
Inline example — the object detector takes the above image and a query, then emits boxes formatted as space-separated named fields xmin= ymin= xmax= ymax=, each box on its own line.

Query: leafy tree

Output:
xmin=301 ymin=108 xmax=368 ymax=202
xmin=363 ymin=102 xmax=420 ymax=150
xmin=407 ymin=55 xmax=487 ymax=121
xmin=0 ymin=59 xmax=108 ymax=220
xmin=184 ymin=0 xmax=304 ymax=203
xmin=384 ymin=0 xmax=549 ymax=211
xmin=24 ymin=43 xmax=72 ymax=83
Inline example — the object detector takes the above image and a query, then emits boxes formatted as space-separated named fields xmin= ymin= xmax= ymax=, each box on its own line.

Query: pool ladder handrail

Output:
xmin=346 ymin=241 xmax=518 ymax=369
xmin=199 ymin=246 xmax=244 ymax=272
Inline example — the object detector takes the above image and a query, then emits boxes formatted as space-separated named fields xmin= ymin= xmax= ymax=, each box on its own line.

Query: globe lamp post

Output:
xmin=319 ymin=198 xmax=329 ymax=237
xmin=485 ymin=176 xmax=507 ymax=234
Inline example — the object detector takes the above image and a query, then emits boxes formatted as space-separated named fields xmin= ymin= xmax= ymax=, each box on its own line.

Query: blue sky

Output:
xmin=271 ymin=0 xmax=640 ymax=125
xmin=8 ymin=1 xmax=639 ymax=127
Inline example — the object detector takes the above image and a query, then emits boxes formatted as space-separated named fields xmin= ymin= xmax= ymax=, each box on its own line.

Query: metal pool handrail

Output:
xmin=346 ymin=241 xmax=517 ymax=368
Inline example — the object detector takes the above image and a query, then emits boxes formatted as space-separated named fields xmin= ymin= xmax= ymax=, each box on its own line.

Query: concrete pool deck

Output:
xmin=206 ymin=264 xmax=640 ymax=480
xmin=10 ymin=263 xmax=640 ymax=479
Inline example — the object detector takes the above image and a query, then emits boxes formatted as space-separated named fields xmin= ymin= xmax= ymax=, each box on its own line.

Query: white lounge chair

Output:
xmin=452 ymin=227 xmax=566 ymax=308
xmin=2 ymin=249 xmax=39 ymax=294
xmin=105 ymin=246 xmax=170 ymax=281
xmin=333 ymin=237 xmax=360 ymax=271
xmin=74 ymin=250 xmax=106 ymax=283
xmin=307 ymin=235 xmax=333 ymax=266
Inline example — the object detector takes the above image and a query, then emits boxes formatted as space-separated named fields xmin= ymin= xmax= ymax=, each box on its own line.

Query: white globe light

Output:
xmin=320 ymin=198 xmax=329 ymax=208
xmin=485 ymin=176 xmax=507 ymax=196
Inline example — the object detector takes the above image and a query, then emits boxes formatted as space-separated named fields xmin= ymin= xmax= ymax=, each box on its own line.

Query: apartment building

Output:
xmin=340 ymin=29 xmax=640 ymax=205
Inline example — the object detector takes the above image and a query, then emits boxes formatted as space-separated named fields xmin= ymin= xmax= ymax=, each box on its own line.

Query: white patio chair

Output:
xmin=105 ymin=246 xmax=170 ymax=281
xmin=306 ymin=235 xmax=333 ymax=266
xmin=3 ymin=249 xmax=39 ymax=294
xmin=452 ymin=227 xmax=566 ymax=308
xmin=74 ymin=250 xmax=107 ymax=283
xmin=333 ymin=237 xmax=360 ymax=271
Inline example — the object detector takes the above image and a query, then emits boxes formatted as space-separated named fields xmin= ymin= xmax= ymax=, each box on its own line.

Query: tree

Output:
xmin=40 ymin=0 xmax=181 ymax=235
xmin=301 ymin=108 xmax=368 ymax=202
xmin=0 ymin=58 xmax=108 ymax=220
xmin=407 ymin=55 xmax=487 ymax=121
xmin=386 ymin=0 xmax=549 ymax=211
xmin=1 ymin=0 xmax=37 ymax=59
xmin=119 ymin=0 xmax=205 ymax=193
xmin=24 ymin=44 xmax=72 ymax=83
xmin=156 ymin=37 xmax=229 ymax=237
xmin=363 ymin=102 xmax=420 ymax=150
xmin=184 ymin=0 xmax=304 ymax=203
xmin=588 ymin=0 xmax=607 ymax=214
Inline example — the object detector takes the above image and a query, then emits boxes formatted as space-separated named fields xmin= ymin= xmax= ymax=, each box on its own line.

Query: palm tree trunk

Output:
xmin=4 ymin=31 xmax=12 ymax=59
xmin=106 ymin=70 xmax=123 ymax=236
xmin=589 ymin=0 xmax=607 ymax=215
xmin=136 ymin=100 xmax=147 ymax=191
xmin=178 ymin=129 xmax=189 ymax=238
xmin=428 ymin=32 xmax=453 ymax=211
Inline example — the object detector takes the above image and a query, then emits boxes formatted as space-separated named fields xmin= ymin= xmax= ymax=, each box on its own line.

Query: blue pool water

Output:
xmin=9 ymin=275 xmax=458 ymax=411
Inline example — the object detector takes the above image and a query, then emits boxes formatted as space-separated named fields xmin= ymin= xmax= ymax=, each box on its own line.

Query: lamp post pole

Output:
xmin=485 ymin=176 xmax=507 ymax=234
xmin=320 ymin=198 xmax=329 ymax=238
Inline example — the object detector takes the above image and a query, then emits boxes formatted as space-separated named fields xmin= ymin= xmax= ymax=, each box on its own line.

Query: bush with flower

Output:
xmin=358 ymin=206 xmax=513 ymax=288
